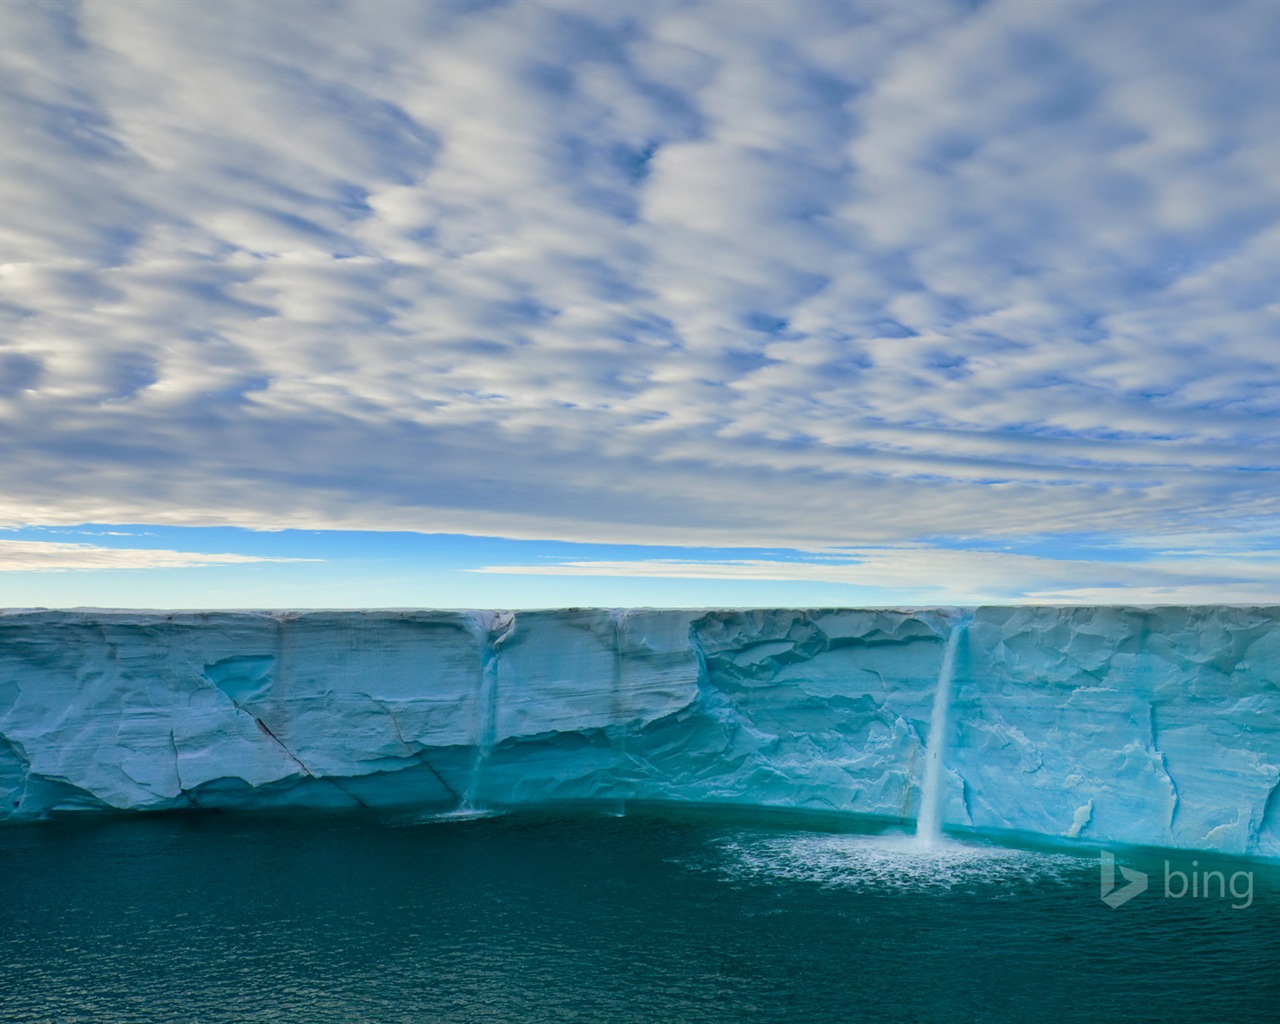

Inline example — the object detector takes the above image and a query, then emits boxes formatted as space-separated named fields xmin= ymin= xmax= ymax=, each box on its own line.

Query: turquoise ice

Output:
xmin=1 ymin=607 xmax=1277 ymax=858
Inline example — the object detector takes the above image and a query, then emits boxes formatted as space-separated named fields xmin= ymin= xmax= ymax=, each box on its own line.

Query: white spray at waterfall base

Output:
xmin=916 ymin=618 xmax=968 ymax=847
xmin=697 ymin=830 xmax=1081 ymax=893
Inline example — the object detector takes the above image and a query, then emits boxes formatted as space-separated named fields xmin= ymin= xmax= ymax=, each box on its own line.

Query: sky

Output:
xmin=1 ymin=0 xmax=1279 ymax=608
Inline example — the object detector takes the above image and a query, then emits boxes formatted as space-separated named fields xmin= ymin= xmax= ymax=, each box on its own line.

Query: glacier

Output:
xmin=1 ymin=606 xmax=1278 ymax=858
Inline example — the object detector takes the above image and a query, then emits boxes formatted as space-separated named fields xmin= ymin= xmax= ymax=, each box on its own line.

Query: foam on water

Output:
xmin=383 ymin=806 xmax=507 ymax=827
xmin=700 ymin=829 xmax=1083 ymax=893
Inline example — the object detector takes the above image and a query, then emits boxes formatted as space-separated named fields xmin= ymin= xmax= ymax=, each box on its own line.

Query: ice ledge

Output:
xmin=1 ymin=607 xmax=1278 ymax=859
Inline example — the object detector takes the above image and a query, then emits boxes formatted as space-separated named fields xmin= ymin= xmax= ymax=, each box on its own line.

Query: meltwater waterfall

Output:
xmin=610 ymin=611 xmax=629 ymax=818
xmin=916 ymin=618 xmax=967 ymax=847
xmin=460 ymin=612 xmax=511 ymax=814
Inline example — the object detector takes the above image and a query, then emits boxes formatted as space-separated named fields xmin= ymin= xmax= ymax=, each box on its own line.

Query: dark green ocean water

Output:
xmin=2 ymin=806 xmax=1276 ymax=1023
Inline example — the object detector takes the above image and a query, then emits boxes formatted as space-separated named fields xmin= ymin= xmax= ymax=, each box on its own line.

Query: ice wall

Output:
xmin=1 ymin=607 xmax=1277 ymax=857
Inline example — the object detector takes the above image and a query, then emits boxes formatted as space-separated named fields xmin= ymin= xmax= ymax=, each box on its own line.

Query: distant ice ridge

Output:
xmin=0 ymin=607 xmax=1278 ymax=858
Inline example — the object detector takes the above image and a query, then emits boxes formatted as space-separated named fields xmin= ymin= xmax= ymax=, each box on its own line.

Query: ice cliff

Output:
xmin=1 ymin=607 xmax=1278 ymax=858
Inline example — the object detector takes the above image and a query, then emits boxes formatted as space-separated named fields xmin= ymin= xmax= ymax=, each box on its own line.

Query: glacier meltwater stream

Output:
xmin=915 ymin=615 xmax=969 ymax=848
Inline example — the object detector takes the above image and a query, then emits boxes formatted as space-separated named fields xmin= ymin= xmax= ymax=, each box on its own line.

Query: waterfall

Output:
xmin=916 ymin=617 xmax=967 ymax=847
xmin=610 ymin=611 xmax=629 ymax=817
xmin=460 ymin=611 xmax=512 ymax=813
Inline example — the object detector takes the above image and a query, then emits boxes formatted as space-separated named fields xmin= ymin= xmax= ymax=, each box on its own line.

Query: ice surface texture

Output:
xmin=1 ymin=607 xmax=1277 ymax=857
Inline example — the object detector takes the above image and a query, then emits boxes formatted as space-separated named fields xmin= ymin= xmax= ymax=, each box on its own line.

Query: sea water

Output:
xmin=2 ymin=807 xmax=1277 ymax=1023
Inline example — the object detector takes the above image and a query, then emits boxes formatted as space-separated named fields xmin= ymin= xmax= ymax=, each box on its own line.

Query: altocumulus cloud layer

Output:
xmin=2 ymin=1 xmax=1280 ymax=563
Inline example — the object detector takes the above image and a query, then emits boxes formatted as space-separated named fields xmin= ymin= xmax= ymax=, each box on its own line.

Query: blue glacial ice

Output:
xmin=0 ymin=606 xmax=1277 ymax=858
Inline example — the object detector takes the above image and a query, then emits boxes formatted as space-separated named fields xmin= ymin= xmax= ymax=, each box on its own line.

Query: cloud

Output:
xmin=470 ymin=544 xmax=1280 ymax=605
xmin=0 ymin=540 xmax=316 ymax=572
xmin=0 ymin=1 xmax=1278 ymax=555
